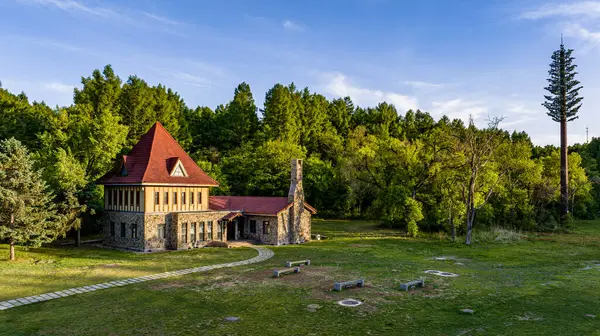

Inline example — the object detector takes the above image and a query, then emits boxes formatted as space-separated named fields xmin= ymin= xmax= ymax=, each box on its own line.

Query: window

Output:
xmin=124 ymin=190 xmax=129 ymax=207
xmin=190 ymin=192 xmax=194 ymax=205
xmin=250 ymin=220 xmax=256 ymax=234
xmin=119 ymin=190 xmax=123 ymax=206
xmin=157 ymin=224 xmax=166 ymax=239
xmin=107 ymin=188 xmax=112 ymax=206
xmin=136 ymin=190 xmax=140 ymax=207
xmin=190 ymin=223 xmax=196 ymax=242
xmin=198 ymin=192 xmax=202 ymax=204
xmin=113 ymin=189 xmax=117 ymax=206
xmin=110 ymin=222 xmax=115 ymax=236
xmin=181 ymin=223 xmax=187 ymax=243
xmin=207 ymin=221 xmax=213 ymax=240
xmin=217 ymin=221 xmax=223 ymax=241
xmin=131 ymin=223 xmax=138 ymax=239
xmin=263 ymin=221 xmax=270 ymax=234
xmin=120 ymin=223 xmax=126 ymax=237
xmin=154 ymin=192 xmax=160 ymax=205
xmin=164 ymin=192 xmax=169 ymax=205
xmin=199 ymin=222 xmax=205 ymax=241
xmin=173 ymin=192 xmax=178 ymax=205
xmin=182 ymin=192 xmax=186 ymax=205
xmin=130 ymin=190 xmax=134 ymax=207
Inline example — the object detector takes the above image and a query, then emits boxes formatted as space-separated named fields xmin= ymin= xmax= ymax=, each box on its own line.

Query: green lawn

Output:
xmin=1 ymin=219 xmax=600 ymax=336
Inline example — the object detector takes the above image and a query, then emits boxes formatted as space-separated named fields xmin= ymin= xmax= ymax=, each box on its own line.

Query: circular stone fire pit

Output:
xmin=337 ymin=299 xmax=363 ymax=307
xmin=424 ymin=270 xmax=459 ymax=277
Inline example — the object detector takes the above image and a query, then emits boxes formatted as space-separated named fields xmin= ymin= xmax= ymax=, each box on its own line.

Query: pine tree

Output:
xmin=0 ymin=138 xmax=61 ymax=260
xmin=542 ymin=40 xmax=584 ymax=225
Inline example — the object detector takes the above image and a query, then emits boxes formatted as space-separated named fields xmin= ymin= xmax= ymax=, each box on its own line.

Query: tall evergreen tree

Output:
xmin=542 ymin=40 xmax=584 ymax=224
xmin=0 ymin=138 xmax=61 ymax=260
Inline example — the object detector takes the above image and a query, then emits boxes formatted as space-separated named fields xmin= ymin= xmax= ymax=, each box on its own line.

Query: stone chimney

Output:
xmin=288 ymin=159 xmax=303 ymax=203
xmin=287 ymin=159 xmax=304 ymax=243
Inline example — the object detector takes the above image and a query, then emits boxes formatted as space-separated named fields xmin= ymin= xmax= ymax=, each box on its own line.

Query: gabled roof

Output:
xmin=209 ymin=196 xmax=317 ymax=216
xmin=97 ymin=122 xmax=218 ymax=186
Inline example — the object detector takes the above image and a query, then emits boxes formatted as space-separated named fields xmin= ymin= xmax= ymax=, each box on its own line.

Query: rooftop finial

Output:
xmin=561 ymin=33 xmax=564 ymax=45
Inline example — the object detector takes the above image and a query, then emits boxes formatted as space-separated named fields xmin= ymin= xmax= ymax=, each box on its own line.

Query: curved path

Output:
xmin=0 ymin=247 xmax=274 ymax=311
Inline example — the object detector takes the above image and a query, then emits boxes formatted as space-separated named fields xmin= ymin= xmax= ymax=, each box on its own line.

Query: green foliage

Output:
xmin=543 ymin=43 xmax=583 ymax=123
xmin=0 ymin=138 xmax=64 ymax=259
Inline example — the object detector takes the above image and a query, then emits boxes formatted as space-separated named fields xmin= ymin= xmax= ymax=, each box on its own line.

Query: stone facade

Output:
xmin=243 ymin=215 xmax=280 ymax=245
xmin=101 ymin=212 xmax=145 ymax=250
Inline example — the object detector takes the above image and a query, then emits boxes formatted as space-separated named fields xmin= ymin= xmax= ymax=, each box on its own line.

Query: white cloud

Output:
xmin=403 ymin=80 xmax=443 ymax=89
xmin=507 ymin=103 xmax=539 ymax=115
xmin=20 ymin=0 xmax=116 ymax=18
xmin=143 ymin=12 xmax=181 ymax=26
xmin=430 ymin=99 xmax=488 ymax=122
xmin=500 ymin=116 xmax=536 ymax=128
xmin=323 ymin=73 xmax=418 ymax=112
xmin=283 ymin=20 xmax=304 ymax=31
xmin=2 ymin=79 xmax=76 ymax=106
xmin=564 ymin=22 xmax=600 ymax=44
xmin=171 ymin=71 xmax=213 ymax=88
xmin=521 ymin=1 xmax=600 ymax=19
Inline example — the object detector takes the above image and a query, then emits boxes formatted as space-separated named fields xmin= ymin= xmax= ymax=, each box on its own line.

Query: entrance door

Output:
xmin=237 ymin=218 xmax=245 ymax=240
xmin=227 ymin=221 xmax=235 ymax=241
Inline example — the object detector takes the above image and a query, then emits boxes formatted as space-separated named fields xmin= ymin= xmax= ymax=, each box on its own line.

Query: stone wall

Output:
xmin=173 ymin=211 xmax=230 ymax=249
xmin=244 ymin=215 xmax=279 ymax=245
xmin=143 ymin=213 xmax=168 ymax=251
xmin=101 ymin=211 xmax=145 ymax=250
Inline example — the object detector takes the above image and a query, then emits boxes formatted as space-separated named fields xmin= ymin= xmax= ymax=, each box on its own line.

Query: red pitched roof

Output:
xmin=210 ymin=196 xmax=317 ymax=215
xmin=97 ymin=122 xmax=218 ymax=186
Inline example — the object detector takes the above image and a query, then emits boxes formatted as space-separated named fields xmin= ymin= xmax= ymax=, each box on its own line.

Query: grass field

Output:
xmin=1 ymin=219 xmax=599 ymax=335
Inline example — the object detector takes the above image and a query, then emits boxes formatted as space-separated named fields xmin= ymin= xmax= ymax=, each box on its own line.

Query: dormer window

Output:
xmin=169 ymin=158 xmax=188 ymax=177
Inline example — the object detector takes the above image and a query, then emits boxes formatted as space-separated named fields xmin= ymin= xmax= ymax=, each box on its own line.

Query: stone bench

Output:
xmin=285 ymin=260 xmax=310 ymax=267
xmin=399 ymin=279 xmax=425 ymax=291
xmin=311 ymin=234 xmax=328 ymax=240
xmin=333 ymin=279 xmax=365 ymax=291
xmin=273 ymin=267 xmax=301 ymax=278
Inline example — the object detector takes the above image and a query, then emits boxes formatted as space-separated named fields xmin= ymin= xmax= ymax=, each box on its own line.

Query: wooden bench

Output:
xmin=399 ymin=279 xmax=425 ymax=291
xmin=273 ymin=267 xmax=301 ymax=278
xmin=333 ymin=279 xmax=365 ymax=291
xmin=285 ymin=260 xmax=310 ymax=267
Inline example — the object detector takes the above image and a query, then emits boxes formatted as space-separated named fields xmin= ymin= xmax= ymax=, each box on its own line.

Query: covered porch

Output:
xmin=221 ymin=212 xmax=248 ymax=241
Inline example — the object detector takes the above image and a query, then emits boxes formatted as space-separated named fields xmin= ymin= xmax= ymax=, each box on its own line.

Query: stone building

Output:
xmin=97 ymin=122 xmax=315 ymax=251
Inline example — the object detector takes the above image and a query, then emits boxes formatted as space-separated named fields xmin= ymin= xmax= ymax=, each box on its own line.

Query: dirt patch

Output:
xmin=149 ymin=282 xmax=187 ymax=291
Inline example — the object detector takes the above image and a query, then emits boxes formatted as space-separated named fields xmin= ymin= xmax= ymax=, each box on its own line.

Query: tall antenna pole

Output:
xmin=586 ymin=126 xmax=589 ymax=143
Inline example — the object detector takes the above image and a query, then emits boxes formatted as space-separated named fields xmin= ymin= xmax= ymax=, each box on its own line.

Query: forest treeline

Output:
xmin=1 ymin=65 xmax=599 ymax=236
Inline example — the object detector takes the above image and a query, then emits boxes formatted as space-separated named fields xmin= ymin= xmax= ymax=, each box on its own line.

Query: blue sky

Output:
xmin=1 ymin=0 xmax=600 ymax=145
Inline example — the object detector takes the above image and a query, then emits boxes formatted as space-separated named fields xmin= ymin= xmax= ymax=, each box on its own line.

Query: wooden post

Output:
xmin=9 ymin=213 xmax=15 ymax=261
xmin=76 ymin=228 xmax=81 ymax=247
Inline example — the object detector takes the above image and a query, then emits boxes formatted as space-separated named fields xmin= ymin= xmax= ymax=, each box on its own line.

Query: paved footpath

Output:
xmin=0 ymin=246 xmax=274 ymax=311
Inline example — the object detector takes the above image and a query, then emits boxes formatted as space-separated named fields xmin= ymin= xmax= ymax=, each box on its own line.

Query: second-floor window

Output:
xmin=107 ymin=188 xmax=112 ymax=206
xmin=125 ymin=190 xmax=129 ymax=207
xmin=136 ymin=191 xmax=140 ymax=207
xmin=173 ymin=192 xmax=178 ymax=205
xmin=119 ymin=190 xmax=123 ymax=206
xmin=182 ymin=192 xmax=186 ymax=205
xmin=198 ymin=192 xmax=202 ymax=204
xmin=154 ymin=192 xmax=160 ymax=205
xmin=164 ymin=192 xmax=169 ymax=205
xmin=113 ymin=189 xmax=117 ymax=206
xmin=190 ymin=192 xmax=194 ymax=205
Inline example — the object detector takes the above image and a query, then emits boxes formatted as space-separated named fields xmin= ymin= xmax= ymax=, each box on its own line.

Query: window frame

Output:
xmin=120 ymin=222 xmax=126 ymax=237
xmin=154 ymin=192 xmax=160 ymax=205
xmin=131 ymin=223 xmax=138 ymax=239
xmin=207 ymin=221 xmax=213 ymax=240
xmin=110 ymin=222 xmax=115 ymax=236
xmin=107 ymin=188 xmax=112 ymax=206
xmin=124 ymin=190 xmax=129 ymax=207
xmin=190 ymin=192 xmax=194 ymax=205
xmin=181 ymin=223 xmax=187 ymax=243
xmin=119 ymin=190 xmax=123 ymax=206
xmin=164 ymin=192 xmax=169 ymax=205
xmin=157 ymin=224 xmax=166 ymax=239
xmin=173 ymin=192 xmax=178 ymax=205
xmin=263 ymin=221 xmax=270 ymax=234
xmin=190 ymin=222 xmax=196 ymax=242
xmin=182 ymin=192 xmax=186 ymax=205
xmin=198 ymin=192 xmax=202 ymax=204
xmin=198 ymin=222 xmax=205 ymax=241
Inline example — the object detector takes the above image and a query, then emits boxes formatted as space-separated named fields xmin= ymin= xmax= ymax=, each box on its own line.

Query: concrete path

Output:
xmin=0 ymin=246 xmax=274 ymax=311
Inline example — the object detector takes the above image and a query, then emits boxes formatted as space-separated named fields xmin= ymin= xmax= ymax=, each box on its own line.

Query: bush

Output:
xmin=468 ymin=227 xmax=524 ymax=244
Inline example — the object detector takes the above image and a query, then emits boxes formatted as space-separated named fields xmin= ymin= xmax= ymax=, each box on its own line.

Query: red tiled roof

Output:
xmin=97 ymin=122 xmax=219 ymax=186
xmin=209 ymin=196 xmax=317 ymax=215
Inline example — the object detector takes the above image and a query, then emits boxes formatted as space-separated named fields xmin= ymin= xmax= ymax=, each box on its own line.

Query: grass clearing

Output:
xmin=1 ymin=219 xmax=600 ymax=335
